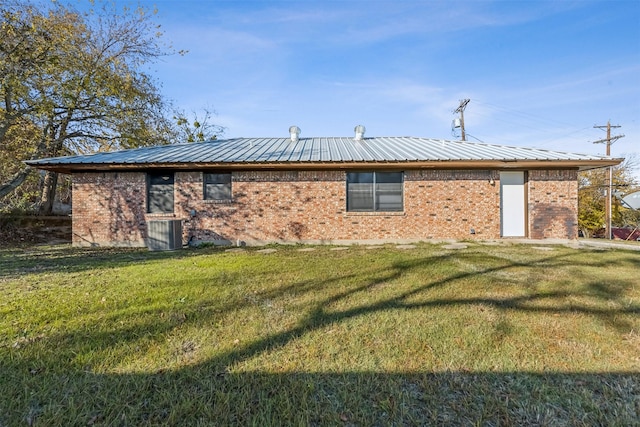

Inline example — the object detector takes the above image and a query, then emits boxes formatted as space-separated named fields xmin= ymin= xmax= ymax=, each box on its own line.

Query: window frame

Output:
xmin=346 ymin=171 xmax=404 ymax=212
xmin=203 ymin=172 xmax=232 ymax=202
xmin=146 ymin=172 xmax=175 ymax=214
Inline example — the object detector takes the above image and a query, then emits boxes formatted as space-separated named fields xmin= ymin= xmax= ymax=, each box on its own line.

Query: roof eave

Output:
xmin=26 ymin=157 xmax=623 ymax=174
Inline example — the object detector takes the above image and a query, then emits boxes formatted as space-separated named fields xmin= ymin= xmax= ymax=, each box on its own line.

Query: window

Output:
xmin=204 ymin=172 xmax=232 ymax=201
xmin=147 ymin=172 xmax=174 ymax=213
xmin=347 ymin=171 xmax=403 ymax=212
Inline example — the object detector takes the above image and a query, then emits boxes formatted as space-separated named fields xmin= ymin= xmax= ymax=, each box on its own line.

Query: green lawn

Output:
xmin=1 ymin=242 xmax=638 ymax=426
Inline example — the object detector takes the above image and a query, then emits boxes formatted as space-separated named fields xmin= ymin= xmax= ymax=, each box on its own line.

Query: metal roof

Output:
xmin=26 ymin=136 xmax=621 ymax=173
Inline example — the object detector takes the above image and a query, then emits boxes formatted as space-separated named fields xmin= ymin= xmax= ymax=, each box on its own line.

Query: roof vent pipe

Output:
xmin=289 ymin=126 xmax=301 ymax=143
xmin=354 ymin=125 xmax=366 ymax=141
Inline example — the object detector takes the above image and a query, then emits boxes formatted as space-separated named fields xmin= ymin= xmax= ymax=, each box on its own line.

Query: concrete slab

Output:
xmin=443 ymin=243 xmax=468 ymax=250
xmin=297 ymin=248 xmax=316 ymax=252
xmin=225 ymin=248 xmax=245 ymax=253
xmin=578 ymin=239 xmax=640 ymax=251
xmin=256 ymin=248 xmax=278 ymax=254
xmin=396 ymin=244 xmax=417 ymax=250
xmin=330 ymin=247 xmax=349 ymax=251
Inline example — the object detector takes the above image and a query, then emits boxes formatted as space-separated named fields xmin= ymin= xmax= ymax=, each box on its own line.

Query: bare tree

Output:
xmin=0 ymin=1 xmax=176 ymax=213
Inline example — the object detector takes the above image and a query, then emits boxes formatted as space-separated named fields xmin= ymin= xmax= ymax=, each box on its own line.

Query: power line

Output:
xmin=474 ymin=100 xmax=582 ymax=129
xmin=592 ymin=122 xmax=624 ymax=152
xmin=460 ymin=100 xmax=632 ymax=151
xmin=464 ymin=133 xmax=485 ymax=143
xmin=470 ymin=99 xmax=596 ymax=147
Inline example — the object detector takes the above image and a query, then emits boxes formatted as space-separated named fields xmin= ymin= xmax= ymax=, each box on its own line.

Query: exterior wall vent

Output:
xmin=354 ymin=125 xmax=366 ymax=141
xmin=147 ymin=219 xmax=182 ymax=251
xmin=289 ymin=126 xmax=301 ymax=143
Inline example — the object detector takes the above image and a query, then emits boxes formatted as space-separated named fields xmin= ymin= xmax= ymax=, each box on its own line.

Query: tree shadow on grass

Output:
xmin=1 ymin=245 xmax=639 ymax=425
xmin=4 ymin=369 xmax=639 ymax=426
xmin=0 ymin=244 xmax=230 ymax=279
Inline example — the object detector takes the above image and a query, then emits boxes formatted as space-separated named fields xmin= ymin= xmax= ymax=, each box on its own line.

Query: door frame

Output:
xmin=500 ymin=171 xmax=528 ymax=237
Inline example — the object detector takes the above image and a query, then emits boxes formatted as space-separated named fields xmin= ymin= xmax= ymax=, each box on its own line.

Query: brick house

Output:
xmin=27 ymin=128 xmax=621 ymax=247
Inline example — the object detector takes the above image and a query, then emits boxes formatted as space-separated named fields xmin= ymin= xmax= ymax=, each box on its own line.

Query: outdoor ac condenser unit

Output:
xmin=146 ymin=219 xmax=182 ymax=251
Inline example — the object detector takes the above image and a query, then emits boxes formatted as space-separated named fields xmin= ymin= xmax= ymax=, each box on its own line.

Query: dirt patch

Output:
xmin=0 ymin=216 xmax=72 ymax=246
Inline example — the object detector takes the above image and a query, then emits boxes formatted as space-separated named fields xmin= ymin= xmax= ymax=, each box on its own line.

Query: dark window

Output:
xmin=147 ymin=172 xmax=174 ymax=213
xmin=204 ymin=172 xmax=232 ymax=201
xmin=347 ymin=171 xmax=403 ymax=212
xmin=347 ymin=172 xmax=374 ymax=211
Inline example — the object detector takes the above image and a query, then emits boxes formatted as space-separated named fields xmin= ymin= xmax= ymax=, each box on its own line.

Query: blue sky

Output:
xmin=140 ymin=1 xmax=638 ymax=164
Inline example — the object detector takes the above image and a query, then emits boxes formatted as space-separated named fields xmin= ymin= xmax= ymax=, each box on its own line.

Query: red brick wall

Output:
xmin=71 ymin=168 xmax=578 ymax=247
xmin=528 ymin=170 xmax=578 ymax=239
xmin=73 ymin=172 xmax=147 ymax=247
xmin=177 ymin=170 xmax=502 ymax=244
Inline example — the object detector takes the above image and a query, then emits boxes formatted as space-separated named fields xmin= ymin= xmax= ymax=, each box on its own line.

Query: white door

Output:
xmin=500 ymin=171 xmax=526 ymax=237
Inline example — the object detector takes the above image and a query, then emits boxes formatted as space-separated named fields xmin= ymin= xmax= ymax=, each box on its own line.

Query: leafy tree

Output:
xmin=578 ymin=155 xmax=639 ymax=237
xmin=0 ymin=1 xmax=176 ymax=214
xmin=173 ymin=108 xmax=225 ymax=143
xmin=0 ymin=117 xmax=41 ymax=213
xmin=578 ymin=171 xmax=605 ymax=237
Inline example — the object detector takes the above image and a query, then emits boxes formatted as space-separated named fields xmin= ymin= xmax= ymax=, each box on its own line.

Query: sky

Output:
xmin=122 ymin=1 xmax=638 ymax=165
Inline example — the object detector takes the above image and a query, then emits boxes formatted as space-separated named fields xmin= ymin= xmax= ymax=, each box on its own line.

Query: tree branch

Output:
xmin=0 ymin=166 xmax=33 ymax=198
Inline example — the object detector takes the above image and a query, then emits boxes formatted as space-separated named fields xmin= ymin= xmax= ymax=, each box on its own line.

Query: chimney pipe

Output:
xmin=354 ymin=125 xmax=366 ymax=141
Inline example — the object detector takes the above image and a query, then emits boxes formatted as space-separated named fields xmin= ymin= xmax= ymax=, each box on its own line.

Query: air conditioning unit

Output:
xmin=147 ymin=220 xmax=183 ymax=251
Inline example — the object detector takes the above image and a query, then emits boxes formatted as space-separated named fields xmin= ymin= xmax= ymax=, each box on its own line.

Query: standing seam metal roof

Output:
xmin=26 ymin=136 xmax=617 ymax=168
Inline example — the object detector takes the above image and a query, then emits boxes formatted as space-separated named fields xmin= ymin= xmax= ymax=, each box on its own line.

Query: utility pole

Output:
xmin=593 ymin=121 xmax=624 ymax=240
xmin=454 ymin=99 xmax=470 ymax=141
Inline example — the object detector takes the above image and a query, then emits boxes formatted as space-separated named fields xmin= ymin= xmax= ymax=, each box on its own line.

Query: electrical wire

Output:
xmin=464 ymin=133 xmax=485 ymax=143
xmin=465 ymin=99 xmax=599 ymax=148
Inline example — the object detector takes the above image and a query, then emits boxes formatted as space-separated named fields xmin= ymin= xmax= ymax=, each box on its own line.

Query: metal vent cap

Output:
xmin=289 ymin=125 xmax=301 ymax=142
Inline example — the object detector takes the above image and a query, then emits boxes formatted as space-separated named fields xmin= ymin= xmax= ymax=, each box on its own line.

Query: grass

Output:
xmin=0 ymin=241 xmax=639 ymax=426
